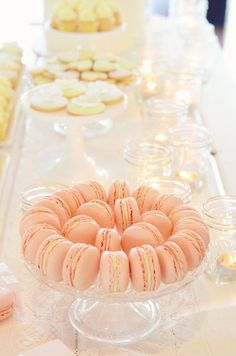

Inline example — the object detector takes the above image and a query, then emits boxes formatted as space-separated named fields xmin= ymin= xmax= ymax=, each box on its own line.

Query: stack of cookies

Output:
xmin=30 ymin=49 xmax=135 ymax=86
xmin=51 ymin=0 xmax=122 ymax=33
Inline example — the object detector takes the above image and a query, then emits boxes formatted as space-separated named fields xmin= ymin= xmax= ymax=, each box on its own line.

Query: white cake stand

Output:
xmin=25 ymin=258 xmax=206 ymax=345
xmin=21 ymin=86 xmax=127 ymax=185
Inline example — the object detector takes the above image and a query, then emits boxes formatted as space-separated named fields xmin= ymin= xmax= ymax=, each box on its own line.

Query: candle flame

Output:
xmin=218 ymin=253 xmax=236 ymax=270
xmin=176 ymin=170 xmax=198 ymax=183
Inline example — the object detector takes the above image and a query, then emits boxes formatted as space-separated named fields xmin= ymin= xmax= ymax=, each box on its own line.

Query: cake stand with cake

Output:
xmin=21 ymin=180 xmax=209 ymax=344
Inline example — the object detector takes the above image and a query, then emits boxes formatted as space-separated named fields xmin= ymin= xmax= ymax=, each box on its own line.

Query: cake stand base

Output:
xmin=69 ymin=298 xmax=161 ymax=345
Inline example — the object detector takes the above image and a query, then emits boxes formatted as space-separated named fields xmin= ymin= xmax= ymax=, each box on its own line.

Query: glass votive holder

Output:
xmin=123 ymin=139 xmax=174 ymax=187
xmin=144 ymin=98 xmax=188 ymax=144
xmin=21 ymin=183 xmax=67 ymax=212
xmin=144 ymin=177 xmax=191 ymax=204
xmin=168 ymin=124 xmax=212 ymax=191
xmin=203 ymin=196 xmax=236 ymax=284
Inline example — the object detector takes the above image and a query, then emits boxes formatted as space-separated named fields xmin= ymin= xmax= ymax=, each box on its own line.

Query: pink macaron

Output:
xmin=54 ymin=188 xmax=85 ymax=215
xmin=34 ymin=195 xmax=71 ymax=227
xmin=74 ymin=181 xmax=107 ymax=202
xmin=173 ymin=217 xmax=210 ymax=247
xmin=20 ymin=207 xmax=61 ymax=237
xmin=129 ymin=245 xmax=161 ymax=292
xmin=155 ymin=241 xmax=188 ymax=284
xmin=141 ymin=210 xmax=173 ymax=241
xmin=132 ymin=185 xmax=159 ymax=214
xmin=152 ymin=194 xmax=183 ymax=215
xmin=107 ymin=180 xmax=131 ymax=208
xmin=169 ymin=204 xmax=201 ymax=225
xmin=62 ymin=215 xmax=100 ymax=244
xmin=63 ymin=243 xmax=100 ymax=290
xmin=36 ymin=234 xmax=72 ymax=281
xmin=0 ymin=287 xmax=14 ymax=321
xmin=100 ymin=251 xmax=129 ymax=293
xmin=121 ymin=222 xmax=164 ymax=255
xmin=95 ymin=228 xmax=121 ymax=253
xmin=75 ymin=200 xmax=114 ymax=228
xmin=114 ymin=197 xmax=140 ymax=234
xmin=171 ymin=230 xmax=206 ymax=270
xmin=22 ymin=224 xmax=59 ymax=263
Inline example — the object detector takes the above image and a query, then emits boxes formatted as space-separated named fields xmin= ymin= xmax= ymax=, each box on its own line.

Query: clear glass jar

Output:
xmin=144 ymin=177 xmax=191 ymax=204
xmin=203 ymin=196 xmax=236 ymax=284
xmin=144 ymin=98 xmax=188 ymax=144
xmin=123 ymin=139 xmax=174 ymax=187
xmin=168 ymin=124 xmax=212 ymax=191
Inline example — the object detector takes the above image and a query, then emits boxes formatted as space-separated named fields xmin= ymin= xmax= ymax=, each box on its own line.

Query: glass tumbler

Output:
xmin=123 ymin=139 xmax=174 ymax=188
xmin=203 ymin=196 xmax=236 ymax=284
xmin=144 ymin=98 xmax=188 ymax=144
xmin=168 ymin=124 xmax=212 ymax=191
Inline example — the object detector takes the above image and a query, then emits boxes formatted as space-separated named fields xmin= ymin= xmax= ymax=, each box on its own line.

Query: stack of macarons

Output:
xmin=20 ymin=180 xmax=209 ymax=294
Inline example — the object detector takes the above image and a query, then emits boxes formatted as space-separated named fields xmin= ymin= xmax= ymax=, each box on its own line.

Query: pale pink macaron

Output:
xmin=34 ymin=195 xmax=71 ymax=227
xmin=36 ymin=234 xmax=72 ymax=281
xmin=171 ymin=230 xmax=206 ymax=270
xmin=168 ymin=204 xmax=201 ymax=225
xmin=53 ymin=188 xmax=85 ymax=215
xmin=95 ymin=228 xmax=121 ymax=253
xmin=121 ymin=222 xmax=164 ymax=255
xmin=173 ymin=217 xmax=210 ymax=247
xmin=63 ymin=243 xmax=100 ymax=290
xmin=74 ymin=181 xmax=107 ymax=202
xmin=155 ymin=241 xmax=188 ymax=284
xmin=75 ymin=199 xmax=114 ymax=228
xmin=22 ymin=224 xmax=59 ymax=263
xmin=20 ymin=207 xmax=61 ymax=237
xmin=0 ymin=287 xmax=14 ymax=321
xmin=62 ymin=215 xmax=100 ymax=244
xmin=129 ymin=245 xmax=161 ymax=292
xmin=152 ymin=194 xmax=183 ymax=216
xmin=132 ymin=185 xmax=159 ymax=214
xmin=141 ymin=210 xmax=173 ymax=241
xmin=114 ymin=197 xmax=140 ymax=234
xmin=107 ymin=180 xmax=131 ymax=208
xmin=100 ymin=251 xmax=129 ymax=293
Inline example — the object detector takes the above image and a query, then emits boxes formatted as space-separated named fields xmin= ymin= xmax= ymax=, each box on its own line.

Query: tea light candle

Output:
xmin=175 ymin=170 xmax=198 ymax=184
xmin=217 ymin=253 xmax=236 ymax=280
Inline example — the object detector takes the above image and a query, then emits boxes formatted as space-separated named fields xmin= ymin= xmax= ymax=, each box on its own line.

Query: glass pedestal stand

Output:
xmin=22 ymin=88 xmax=127 ymax=185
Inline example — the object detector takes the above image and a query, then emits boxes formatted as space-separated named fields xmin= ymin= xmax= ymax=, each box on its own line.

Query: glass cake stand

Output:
xmin=25 ymin=258 xmax=207 ymax=345
xmin=21 ymin=85 xmax=127 ymax=185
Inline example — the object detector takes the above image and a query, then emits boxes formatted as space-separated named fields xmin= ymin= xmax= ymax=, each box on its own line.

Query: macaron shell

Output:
xmin=169 ymin=205 xmax=201 ymax=225
xmin=100 ymin=251 xmax=129 ymax=293
xmin=95 ymin=228 xmax=121 ymax=253
xmin=171 ymin=231 xmax=206 ymax=270
xmin=155 ymin=241 xmax=188 ymax=284
xmin=63 ymin=244 xmax=100 ymax=290
xmin=114 ymin=197 xmax=140 ymax=234
xmin=36 ymin=235 xmax=72 ymax=281
xmin=54 ymin=188 xmax=85 ymax=215
xmin=132 ymin=185 xmax=159 ymax=213
xmin=74 ymin=181 xmax=107 ymax=202
xmin=0 ymin=287 xmax=14 ymax=321
xmin=141 ymin=210 xmax=173 ymax=241
xmin=173 ymin=218 xmax=210 ymax=247
xmin=76 ymin=200 xmax=114 ymax=228
xmin=121 ymin=222 xmax=164 ymax=255
xmin=34 ymin=196 xmax=71 ymax=226
xmin=22 ymin=224 xmax=58 ymax=263
xmin=108 ymin=180 xmax=131 ymax=208
xmin=20 ymin=207 xmax=61 ymax=236
xmin=152 ymin=195 xmax=183 ymax=215
xmin=63 ymin=215 xmax=100 ymax=244
xmin=129 ymin=245 xmax=161 ymax=292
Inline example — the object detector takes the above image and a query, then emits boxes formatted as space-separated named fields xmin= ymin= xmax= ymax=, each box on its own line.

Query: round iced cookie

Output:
xmin=30 ymin=96 xmax=68 ymax=113
xmin=68 ymin=60 xmax=93 ymax=72
xmin=109 ymin=68 xmax=132 ymax=81
xmin=81 ymin=71 xmax=107 ymax=81
xmin=93 ymin=60 xmax=119 ymax=73
xmin=100 ymin=251 xmax=129 ymax=293
xmin=57 ymin=51 xmax=80 ymax=64
xmin=63 ymin=215 xmax=100 ymax=244
xmin=67 ymin=98 xmax=106 ymax=116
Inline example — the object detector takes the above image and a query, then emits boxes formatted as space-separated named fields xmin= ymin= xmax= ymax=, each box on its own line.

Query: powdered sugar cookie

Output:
xmin=30 ymin=96 xmax=68 ymax=112
xmin=67 ymin=98 xmax=106 ymax=116
xmin=93 ymin=60 xmax=119 ymax=73
xmin=68 ymin=60 xmax=93 ymax=72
